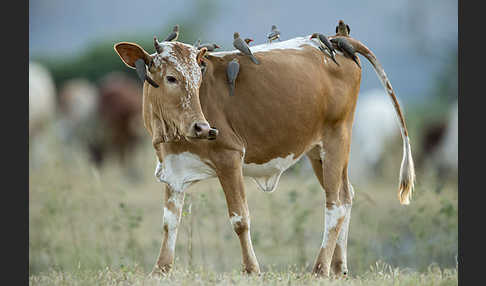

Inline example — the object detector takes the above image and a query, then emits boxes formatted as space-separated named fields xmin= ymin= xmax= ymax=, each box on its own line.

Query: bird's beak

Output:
xmin=215 ymin=44 xmax=221 ymax=48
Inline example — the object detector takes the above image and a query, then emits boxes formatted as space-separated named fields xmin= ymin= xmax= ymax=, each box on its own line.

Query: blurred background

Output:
xmin=29 ymin=0 xmax=458 ymax=276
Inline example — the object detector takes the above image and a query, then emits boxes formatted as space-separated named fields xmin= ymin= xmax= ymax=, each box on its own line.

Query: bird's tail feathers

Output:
xmin=229 ymin=83 xmax=235 ymax=96
xmin=250 ymin=55 xmax=260 ymax=65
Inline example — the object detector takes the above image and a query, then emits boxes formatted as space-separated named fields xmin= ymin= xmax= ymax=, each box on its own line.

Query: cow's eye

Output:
xmin=166 ymin=76 xmax=178 ymax=84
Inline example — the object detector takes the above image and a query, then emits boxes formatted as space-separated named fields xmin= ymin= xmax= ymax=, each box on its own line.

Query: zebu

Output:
xmin=114 ymin=34 xmax=415 ymax=277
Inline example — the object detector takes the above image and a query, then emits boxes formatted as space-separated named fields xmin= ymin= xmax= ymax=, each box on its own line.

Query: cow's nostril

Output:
xmin=194 ymin=124 xmax=203 ymax=133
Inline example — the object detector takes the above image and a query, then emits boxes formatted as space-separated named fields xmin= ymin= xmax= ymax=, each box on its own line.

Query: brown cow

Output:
xmin=95 ymin=72 xmax=144 ymax=167
xmin=114 ymin=34 xmax=415 ymax=277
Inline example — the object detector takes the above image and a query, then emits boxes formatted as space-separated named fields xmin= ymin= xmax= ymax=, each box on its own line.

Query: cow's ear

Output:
xmin=114 ymin=42 xmax=152 ymax=69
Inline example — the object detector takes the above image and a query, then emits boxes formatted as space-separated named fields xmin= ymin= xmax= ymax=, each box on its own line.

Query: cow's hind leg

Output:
xmin=308 ymin=149 xmax=354 ymax=277
xmin=151 ymin=185 xmax=185 ymax=275
xmin=330 ymin=179 xmax=353 ymax=277
xmin=215 ymin=151 xmax=260 ymax=274
xmin=308 ymin=127 xmax=352 ymax=277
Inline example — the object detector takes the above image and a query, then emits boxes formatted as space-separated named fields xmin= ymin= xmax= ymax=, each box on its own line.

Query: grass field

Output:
xmin=29 ymin=129 xmax=458 ymax=285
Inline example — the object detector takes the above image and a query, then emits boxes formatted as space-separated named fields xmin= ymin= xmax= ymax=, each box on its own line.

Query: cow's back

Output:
xmin=200 ymin=40 xmax=362 ymax=164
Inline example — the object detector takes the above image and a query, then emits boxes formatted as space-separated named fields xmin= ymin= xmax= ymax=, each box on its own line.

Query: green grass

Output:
xmin=29 ymin=126 xmax=457 ymax=285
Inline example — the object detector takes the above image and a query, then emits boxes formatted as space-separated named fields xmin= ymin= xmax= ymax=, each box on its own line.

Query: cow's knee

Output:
xmin=230 ymin=212 xmax=249 ymax=236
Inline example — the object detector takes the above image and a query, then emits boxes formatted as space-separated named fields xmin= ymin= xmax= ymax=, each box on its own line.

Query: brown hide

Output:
xmin=150 ymin=45 xmax=361 ymax=167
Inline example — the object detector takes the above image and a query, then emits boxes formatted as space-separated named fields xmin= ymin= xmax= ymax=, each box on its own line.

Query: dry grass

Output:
xmin=30 ymin=263 xmax=457 ymax=286
xmin=29 ymin=128 xmax=457 ymax=284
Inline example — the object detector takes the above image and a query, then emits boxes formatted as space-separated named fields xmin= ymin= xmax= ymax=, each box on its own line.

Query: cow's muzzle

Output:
xmin=192 ymin=122 xmax=219 ymax=140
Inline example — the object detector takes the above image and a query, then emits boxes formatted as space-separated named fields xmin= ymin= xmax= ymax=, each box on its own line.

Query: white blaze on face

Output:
xmin=321 ymin=204 xmax=347 ymax=249
xmin=152 ymin=42 xmax=202 ymax=110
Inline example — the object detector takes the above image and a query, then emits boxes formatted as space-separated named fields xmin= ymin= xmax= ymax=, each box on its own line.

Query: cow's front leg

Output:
xmin=151 ymin=185 xmax=185 ymax=275
xmin=216 ymin=152 xmax=260 ymax=274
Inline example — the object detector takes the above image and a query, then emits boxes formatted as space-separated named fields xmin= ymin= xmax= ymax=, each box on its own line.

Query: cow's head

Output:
xmin=114 ymin=39 xmax=218 ymax=146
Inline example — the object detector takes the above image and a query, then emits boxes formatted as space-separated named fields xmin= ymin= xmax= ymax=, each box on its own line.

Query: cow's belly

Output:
xmin=242 ymin=153 xmax=302 ymax=192
xmin=155 ymin=151 xmax=304 ymax=193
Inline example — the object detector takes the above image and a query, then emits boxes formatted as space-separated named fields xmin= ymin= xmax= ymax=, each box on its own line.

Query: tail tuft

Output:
xmin=398 ymin=137 xmax=415 ymax=205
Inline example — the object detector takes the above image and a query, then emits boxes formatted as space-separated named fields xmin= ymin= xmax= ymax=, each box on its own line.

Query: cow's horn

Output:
xmin=154 ymin=36 xmax=162 ymax=54
xmin=135 ymin=58 xmax=159 ymax=88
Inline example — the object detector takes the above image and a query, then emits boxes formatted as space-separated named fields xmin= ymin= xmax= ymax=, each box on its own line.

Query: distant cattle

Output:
xmin=95 ymin=72 xmax=144 ymax=166
xmin=29 ymin=62 xmax=56 ymax=138
xmin=57 ymin=73 xmax=144 ymax=168
xmin=348 ymin=88 xmax=400 ymax=182
xmin=57 ymin=78 xmax=99 ymax=145
xmin=114 ymin=34 xmax=415 ymax=278
xmin=417 ymin=101 xmax=457 ymax=186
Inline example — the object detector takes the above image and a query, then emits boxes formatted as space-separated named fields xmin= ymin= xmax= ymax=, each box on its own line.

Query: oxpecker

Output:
xmin=310 ymin=33 xmax=339 ymax=66
xmin=233 ymin=32 xmax=259 ymax=64
xmin=198 ymin=43 xmax=221 ymax=52
xmin=335 ymin=20 xmax=351 ymax=36
xmin=164 ymin=25 xmax=179 ymax=42
xmin=267 ymin=25 xmax=280 ymax=43
xmin=226 ymin=58 xmax=240 ymax=97
xmin=330 ymin=37 xmax=361 ymax=69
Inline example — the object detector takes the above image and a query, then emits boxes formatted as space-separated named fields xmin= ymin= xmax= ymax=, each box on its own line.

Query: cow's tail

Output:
xmin=343 ymin=37 xmax=416 ymax=205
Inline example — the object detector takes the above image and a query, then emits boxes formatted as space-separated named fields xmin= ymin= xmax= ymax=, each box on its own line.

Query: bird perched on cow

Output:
xmin=336 ymin=20 xmax=351 ymax=36
xmin=233 ymin=32 xmax=260 ymax=64
xmin=310 ymin=33 xmax=339 ymax=66
xmin=226 ymin=58 xmax=240 ymax=97
xmin=197 ymin=43 xmax=221 ymax=52
xmin=164 ymin=24 xmax=179 ymax=42
xmin=330 ymin=37 xmax=361 ymax=69
xmin=267 ymin=25 xmax=280 ymax=43
xmin=244 ymin=38 xmax=254 ymax=45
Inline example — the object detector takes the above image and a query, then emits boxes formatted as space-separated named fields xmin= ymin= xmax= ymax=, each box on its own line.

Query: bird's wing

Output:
xmin=267 ymin=31 xmax=277 ymax=38
xmin=227 ymin=62 xmax=240 ymax=82
xmin=234 ymin=39 xmax=252 ymax=54
xmin=164 ymin=32 xmax=177 ymax=41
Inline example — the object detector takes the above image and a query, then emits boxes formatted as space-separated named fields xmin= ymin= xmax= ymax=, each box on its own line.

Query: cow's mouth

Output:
xmin=207 ymin=128 xmax=218 ymax=140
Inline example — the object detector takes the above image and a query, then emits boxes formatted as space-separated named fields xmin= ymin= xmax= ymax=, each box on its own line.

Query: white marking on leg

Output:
xmin=321 ymin=205 xmax=346 ymax=249
xmin=163 ymin=207 xmax=180 ymax=251
xmin=229 ymin=212 xmax=243 ymax=227
xmin=335 ymin=203 xmax=351 ymax=269
xmin=167 ymin=192 xmax=184 ymax=210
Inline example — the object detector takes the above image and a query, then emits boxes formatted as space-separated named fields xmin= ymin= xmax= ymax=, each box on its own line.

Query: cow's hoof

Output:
xmin=312 ymin=263 xmax=330 ymax=278
xmin=148 ymin=265 xmax=170 ymax=279
xmin=242 ymin=265 xmax=261 ymax=275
